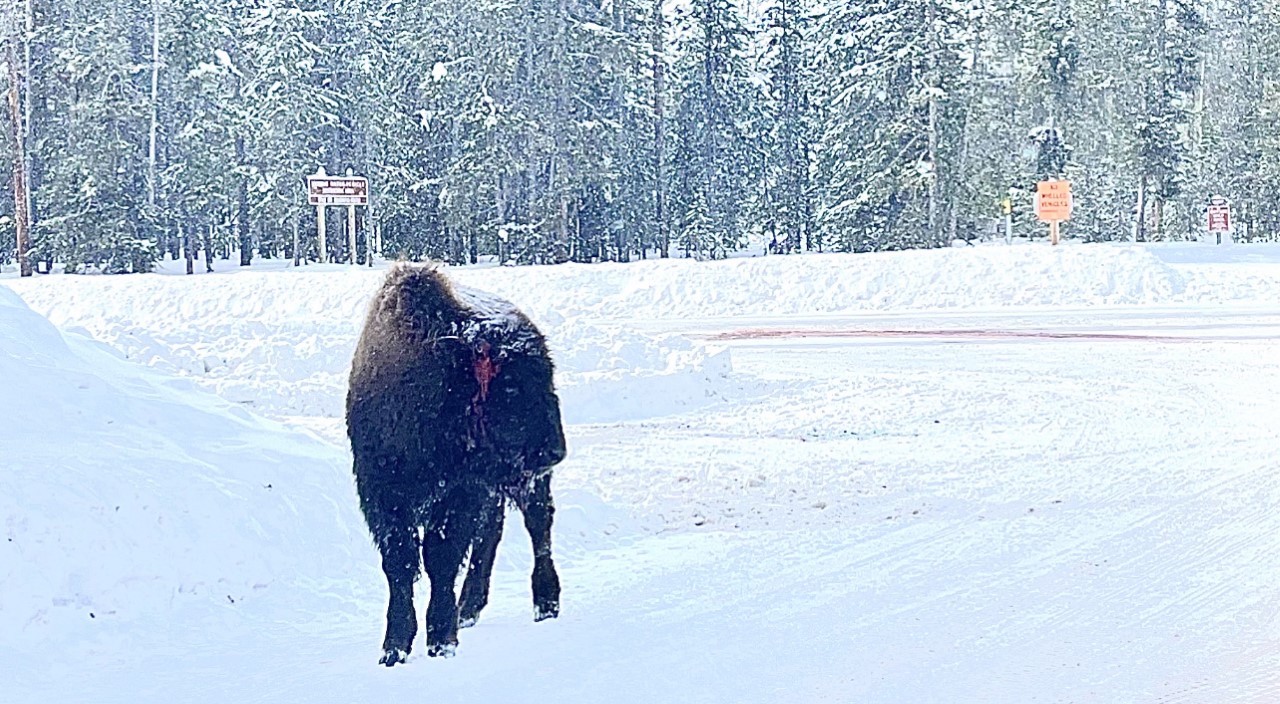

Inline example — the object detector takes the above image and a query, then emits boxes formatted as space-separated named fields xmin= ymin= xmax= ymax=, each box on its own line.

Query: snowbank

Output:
xmin=4 ymin=242 xmax=1278 ymax=430
xmin=3 ymin=266 xmax=735 ymax=424
xmin=419 ymin=243 xmax=1279 ymax=318
xmin=0 ymin=287 xmax=369 ymax=644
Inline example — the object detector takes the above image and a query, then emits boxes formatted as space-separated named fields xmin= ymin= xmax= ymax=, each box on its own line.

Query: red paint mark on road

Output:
xmin=705 ymin=328 xmax=1204 ymax=342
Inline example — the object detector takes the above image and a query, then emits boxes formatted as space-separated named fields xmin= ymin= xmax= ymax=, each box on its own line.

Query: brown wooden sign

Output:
xmin=307 ymin=176 xmax=368 ymax=206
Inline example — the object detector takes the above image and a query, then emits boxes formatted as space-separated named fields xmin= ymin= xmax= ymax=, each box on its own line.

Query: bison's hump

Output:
xmin=452 ymin=283 xmax=521 ymax=323
xmin=452 ymin=284 xmax=546 ymax=354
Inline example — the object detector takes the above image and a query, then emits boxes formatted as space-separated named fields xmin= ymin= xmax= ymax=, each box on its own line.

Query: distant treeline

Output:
xmin=1 ymin=0 xmax=1277 ymax=274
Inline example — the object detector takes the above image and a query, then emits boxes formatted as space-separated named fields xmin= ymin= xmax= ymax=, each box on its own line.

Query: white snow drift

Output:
xmin=0 ymin=286 xmax=368 ymax=645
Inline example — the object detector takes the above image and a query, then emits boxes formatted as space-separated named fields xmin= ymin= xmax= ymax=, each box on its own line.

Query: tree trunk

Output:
xmin=6 ymin=38 xmax=32 ymax=277
xmin=1134 ymin=176 xmax=1147 ymax=243
xmin=183 ymin=223 xmax=193 ymax=275
xmin=147 ymin=0 xmax=160 ymax=212
xmin=204 ymin=222 xmax=215 ymax=273
xmin=235 ymin=135 xmax=251 ymax=266
xmin=1152 ymin=198 xmax=1164 ymax=240
xmin=653 ymin=0 xmax=667 ymax=259
xmin=701 ymin=5 xmax=718 ymax=259
xmin=925 ymin=0 xmax=940 ymax=246
xmin=22 ymin=0 xmax=32 ymax=239
xmin=292 ymin=213 xmax=300 ymax=267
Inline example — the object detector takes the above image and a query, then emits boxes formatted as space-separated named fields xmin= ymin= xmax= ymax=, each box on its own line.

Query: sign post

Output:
xmin=1001 ymin=194 xmax=1013 ymax=245
xmin=317 ymin=198 xmax=327 ymax=262
xmin=348 ymin=202 xmax=358 ymax=265
xmin=1206 ymin=196 xmax=1231 ymax=245
xmin=307 ymin=168 xmax=369 ymax=264
xmin=1034 ymin=179 xmax=1072 ymax=245
xmin=345 ymin=169 xmax=358 ymax=265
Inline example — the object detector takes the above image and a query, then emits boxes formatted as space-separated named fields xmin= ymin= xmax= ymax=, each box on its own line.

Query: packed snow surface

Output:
xmin=3 ymin=242 xmax=1280 ymax=703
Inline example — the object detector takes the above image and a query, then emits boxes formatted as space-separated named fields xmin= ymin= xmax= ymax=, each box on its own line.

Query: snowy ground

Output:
xmin=4 ymin=242 xmax=1280 ymax=703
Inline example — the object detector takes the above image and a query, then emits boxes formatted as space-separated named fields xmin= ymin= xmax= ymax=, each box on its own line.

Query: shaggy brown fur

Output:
xmin=347 ymin=264 xmax=565 ymax=665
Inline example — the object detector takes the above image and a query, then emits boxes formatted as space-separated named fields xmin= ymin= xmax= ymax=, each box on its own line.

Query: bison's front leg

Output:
xmin=458 ymin=491 xmax=506 ymax=629
xmin=422 ymin=490 xmax=481 ymax=656
xmin=518 ymin=473 xmax=561 ymax=621
xmin=375 ymin=526 xmax=420 ymax=666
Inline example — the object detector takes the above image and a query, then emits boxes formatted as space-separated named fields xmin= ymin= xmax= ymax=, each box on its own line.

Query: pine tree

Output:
xmin=814 ymin=0 xmax=966 ymax=252
xmin=760 ymin=0 xmax=814 ymax=254
xmin=34 ymin=0 xmax=156 ymax=273
xmin=670 ymin=0 xmax=761 ymax=259
xmin=1132 ymin=0 xmax=1205 ymax=241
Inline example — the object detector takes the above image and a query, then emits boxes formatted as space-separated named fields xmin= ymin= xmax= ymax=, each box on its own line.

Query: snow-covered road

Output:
xmin=5 ymin=244 xmax=1280 ymax=703
xmin=561 ymin=308 xmax=1280 ymax=701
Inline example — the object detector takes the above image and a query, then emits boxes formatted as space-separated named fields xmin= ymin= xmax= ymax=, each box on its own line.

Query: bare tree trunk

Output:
xmin=22 ymin=0 xmax=32 ymax=240
xmin=147 ymin=0 xmax=160 ymax=212
xmin=613 ymin=0 xmax=630 ymax=263
xmin=183 ymin=223 xmax=193 ymax=275
xmin=291 ymin=213 xmax=300 ymax=267
xmin=204 ymin=222 xmax=214 ymax=273
xmin=496 ymin=176 xmax=507 ymax=263
xmin=549 ymin=0 xmax=571 ymax=263
xmin=235 ymin=135 xmax=251 ymax=266
xmin=652 ymin=0 xmax=667 ymax=259
xmin=925 ymin=1 xmax=940 ymax=246
xmin=6 ymin=38 xmax=31 ymax=277
xmin=1134 ymin=176 xmax=1147 ymax=243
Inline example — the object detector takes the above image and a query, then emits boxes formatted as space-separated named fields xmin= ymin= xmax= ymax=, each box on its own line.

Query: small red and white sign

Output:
xmin=1207 ymin=197 xmax=1231 ymax=233
xmin=307 ymin=176 xmax=368 ymax=206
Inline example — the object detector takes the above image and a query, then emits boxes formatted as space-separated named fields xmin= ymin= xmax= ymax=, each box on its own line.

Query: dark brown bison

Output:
xmin=346 ymin=264 xmax=566 ymax=666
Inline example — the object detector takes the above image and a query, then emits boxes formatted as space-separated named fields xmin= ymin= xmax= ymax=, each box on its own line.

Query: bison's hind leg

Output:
xmin=458 ymin=491 xmax=506 ymax=629
xmin=422 ymin=487 xmax=484 ymax=657
xmin=518 ymin=474 xmax=561 ymax=622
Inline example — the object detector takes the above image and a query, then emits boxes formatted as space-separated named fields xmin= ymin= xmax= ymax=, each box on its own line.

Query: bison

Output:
xmin=346 ymin=264 xmax=566 ymax=666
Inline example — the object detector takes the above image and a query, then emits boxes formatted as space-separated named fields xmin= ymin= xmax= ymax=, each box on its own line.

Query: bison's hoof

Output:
xmin=534 ymin=602 xmax=559 ymax=622
xmin=427 ymin=642 xmax=457 ymax=658
xmin=380 ymin=647 xmax=409 ymax=667
xmin=458 ymin=614 xmax=479 ymax=630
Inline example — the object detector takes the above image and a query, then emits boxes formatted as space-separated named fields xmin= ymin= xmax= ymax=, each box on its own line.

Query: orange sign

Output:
xmin=1035 ymin=180 xmax=1072 ymax=222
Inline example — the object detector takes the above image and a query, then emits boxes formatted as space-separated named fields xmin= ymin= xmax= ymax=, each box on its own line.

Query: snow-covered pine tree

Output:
xmin=352 ymin=0 xmax=452 ymax=263
xmin=602 ymin=0 xmax=662 ymax=262
xmin=1131 ymin=0 xmax=1205 ymax=241
xmin=670 ymin=0 xmax=761 ymax=259
xmin=1221 ymin=0 xmax=1280 ymax=241
xmin=1028 ymin=2 xmax=1075 ymax=181
xmin=813 ymin=0 xmax=966 ymax=252
xmin=759 ymin=0 xmax=814 ymax=254
xmin=33 ymin=0 xmax=156 ymax=273
xmin=161 ymin=0 xmax=242 ymax=271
